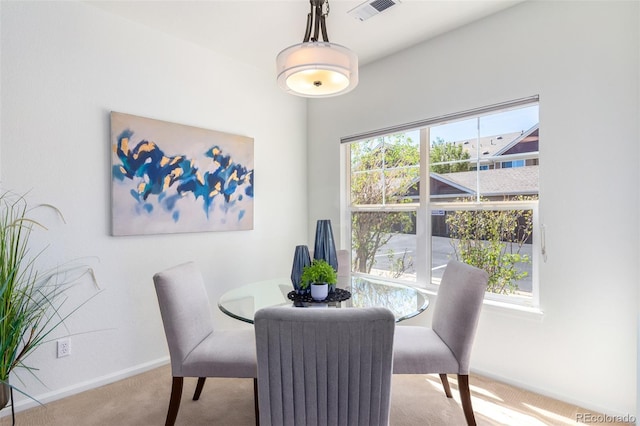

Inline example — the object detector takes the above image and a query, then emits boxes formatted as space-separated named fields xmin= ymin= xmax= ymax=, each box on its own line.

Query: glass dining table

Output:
xmin=218 ymin=275 xmax=429 ymax=324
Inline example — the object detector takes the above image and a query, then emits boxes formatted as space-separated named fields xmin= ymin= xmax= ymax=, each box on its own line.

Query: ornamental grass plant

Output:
xmin=0 ymin=191 xmax=98 ymax=407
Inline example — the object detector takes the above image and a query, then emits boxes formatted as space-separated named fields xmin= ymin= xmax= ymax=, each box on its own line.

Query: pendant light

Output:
xmin=276 ymin=0 xmax=358 ymax=98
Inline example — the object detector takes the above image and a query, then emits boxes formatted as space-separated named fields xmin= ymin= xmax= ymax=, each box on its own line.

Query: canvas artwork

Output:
xmin=110 ymin=112 xmax=254 ymax=236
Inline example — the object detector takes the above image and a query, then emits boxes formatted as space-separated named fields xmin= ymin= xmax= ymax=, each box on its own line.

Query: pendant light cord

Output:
xmin=303 ymin=0 xmax=330 ymax=43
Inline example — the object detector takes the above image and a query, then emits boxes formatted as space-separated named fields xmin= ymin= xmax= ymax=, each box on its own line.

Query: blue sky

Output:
xmin=430 ymin=105 xmax=539 ymax=144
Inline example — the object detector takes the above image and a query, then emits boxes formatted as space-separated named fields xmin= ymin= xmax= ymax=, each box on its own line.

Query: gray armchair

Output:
xmin=254 ymin=306 xmax=395 ymax=426
xmin=153 ymin=261 xmax=258 ymax=426
xmin=392 ymin=260 xmax=489 ymax=426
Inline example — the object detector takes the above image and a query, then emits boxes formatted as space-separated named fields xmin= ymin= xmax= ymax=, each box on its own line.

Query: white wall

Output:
xmin=308 ymin=0 xmax=639 ymax=417
xmin=0 ymin=0 xmax=308 ymax=411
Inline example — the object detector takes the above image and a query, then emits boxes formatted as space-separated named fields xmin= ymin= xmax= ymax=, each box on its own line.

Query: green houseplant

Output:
xmin=0 ymin=191 xmax=97 ymax=410
xmin=300 ymin=259 xmax=337 ymax=301
xmin=300 ymin=259 xmax=338 ymax=288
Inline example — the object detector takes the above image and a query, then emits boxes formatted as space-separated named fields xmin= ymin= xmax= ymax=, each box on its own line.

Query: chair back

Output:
xmin=431 ymin=260 xmax=489 ymax=374
xmin=337 ymin=249 xmax=350 ymax=278
xmin=255 ymin=306 xmax=395 ymax=426
xmin=153 ymin=261 xmax=215 ymax=376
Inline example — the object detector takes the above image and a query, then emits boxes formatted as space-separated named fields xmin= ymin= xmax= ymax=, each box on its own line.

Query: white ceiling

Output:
xmin=87 ymin=0 xmax=524 ymax=72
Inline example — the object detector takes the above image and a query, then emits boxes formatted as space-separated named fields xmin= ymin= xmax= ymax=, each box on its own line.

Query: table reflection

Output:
xmin=346 ymin=277 xmax=428 ymax=322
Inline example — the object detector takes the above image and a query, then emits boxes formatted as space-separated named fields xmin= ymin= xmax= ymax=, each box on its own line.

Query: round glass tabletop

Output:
xmin=218 ymin=275 xmax=429 ymax=324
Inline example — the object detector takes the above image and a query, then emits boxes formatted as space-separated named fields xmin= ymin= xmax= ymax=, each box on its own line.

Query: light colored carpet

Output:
xmin=0 ymin=365 xmax=618 ymax=425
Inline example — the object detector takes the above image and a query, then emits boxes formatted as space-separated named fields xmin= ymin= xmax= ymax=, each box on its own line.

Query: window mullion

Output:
xmin=350 ymin=204 xmax=419 ymax=212
xmin=475 ymin=116 xmax=481 ymax=203
xmin=417 ymin=127 xmax=429 ymax=284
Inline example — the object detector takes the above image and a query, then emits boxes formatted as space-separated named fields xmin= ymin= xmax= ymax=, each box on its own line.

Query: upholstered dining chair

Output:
xmin=337 ymin=249 xmax=350 ymax=278
xmin=153 ymin=261 xmax=258 ymax=426
xmin=393 ymin=260 xmax=489 ymax=426
xmin=254 ymin=306 xmax=395 ymax=426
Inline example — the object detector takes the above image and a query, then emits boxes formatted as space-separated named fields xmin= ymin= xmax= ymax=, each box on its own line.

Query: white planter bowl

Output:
xmin=310 ymin=283 xmax=329 ymax=301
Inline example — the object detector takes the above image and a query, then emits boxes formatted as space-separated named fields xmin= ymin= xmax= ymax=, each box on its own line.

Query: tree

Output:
xmin=430 ymin=137 xmax=471 ymax=173
xmin=350 ymin=134 xmax=418 ymax=274
xmin=445 ymin=196 xmax=536 ymax=294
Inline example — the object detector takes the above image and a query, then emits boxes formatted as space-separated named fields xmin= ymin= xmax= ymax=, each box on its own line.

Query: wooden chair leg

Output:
xmin=193 ymin=377 xmax=206 ymax=400
xmin=166 ymin=377 xmax=183 ymax=426
xmin=439 ymin=374 xmax=453 ymax=398
xmin=254 ymin=378 xmax=260 ymax=426
xmin=457 ymin=374 xmax=476 ymax=426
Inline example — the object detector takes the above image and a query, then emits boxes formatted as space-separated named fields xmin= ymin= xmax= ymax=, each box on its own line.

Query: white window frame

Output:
xmin=341 ymin=96 xmax=541 ymax=309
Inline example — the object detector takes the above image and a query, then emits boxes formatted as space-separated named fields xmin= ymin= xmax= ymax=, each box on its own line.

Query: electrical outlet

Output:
xmin=57 ymin=338 xmax=71 ymax=358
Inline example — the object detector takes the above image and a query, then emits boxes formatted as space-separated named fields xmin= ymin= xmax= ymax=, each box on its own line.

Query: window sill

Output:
xmin=481 ymin=298 xmax=544 ymax=321
xmin=422 ymin=285 xmax=544 ymax=321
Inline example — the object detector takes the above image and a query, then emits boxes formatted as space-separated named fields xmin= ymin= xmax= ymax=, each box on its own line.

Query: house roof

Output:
xmin=432 ymin=165 xmax=539 ymax=198
xmin=449 ymin=131 xmax=524 ymax=158
xmin=440 ymin=123 xmax=539 ymax=160
xmin=494 ymin=124 xmax=539 ymax=156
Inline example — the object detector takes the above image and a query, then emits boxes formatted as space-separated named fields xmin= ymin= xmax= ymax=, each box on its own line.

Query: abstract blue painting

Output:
xmin=111 ymin=112 xmax=254 ymax=236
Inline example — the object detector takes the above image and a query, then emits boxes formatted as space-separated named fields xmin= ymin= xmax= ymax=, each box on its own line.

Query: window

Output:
xmin=501 ymin=160 xmax=525 ymax=168
xmin=349 ymin=133 xmax=419 ymax=282
xmin=344 ymin=98 xmax=540 ymax=307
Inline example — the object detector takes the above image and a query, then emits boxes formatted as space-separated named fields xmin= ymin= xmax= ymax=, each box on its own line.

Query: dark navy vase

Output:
xmin=291 ymin=245 xmax=311 ymax=294
xmin=313 ymin=219 xmax=338 ymax=274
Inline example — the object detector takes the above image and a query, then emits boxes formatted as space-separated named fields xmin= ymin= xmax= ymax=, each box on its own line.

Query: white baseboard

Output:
xmin=0 ymin=356 xmax=170 ymax=418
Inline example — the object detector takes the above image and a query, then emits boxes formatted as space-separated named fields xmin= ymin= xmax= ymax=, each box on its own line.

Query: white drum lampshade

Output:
xmin=276 ymin=41 xmax=358 ymax=97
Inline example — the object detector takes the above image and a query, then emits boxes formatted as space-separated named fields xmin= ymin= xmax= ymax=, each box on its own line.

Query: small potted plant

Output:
xmin=300 ymin=259 xmax=337 ymax=301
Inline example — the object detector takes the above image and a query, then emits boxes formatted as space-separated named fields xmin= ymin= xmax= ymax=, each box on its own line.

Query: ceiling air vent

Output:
xmin=348 ymin=0 xmax=400 ymax=22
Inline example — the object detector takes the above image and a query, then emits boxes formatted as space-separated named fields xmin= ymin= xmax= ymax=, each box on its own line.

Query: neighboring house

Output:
xmin=401 ymin=124 xmax=540 ymax=202
xmin=459 ymin=124 xmax=540 ymax=170
xmin=397 ymin=124 xmax=539 ymax=237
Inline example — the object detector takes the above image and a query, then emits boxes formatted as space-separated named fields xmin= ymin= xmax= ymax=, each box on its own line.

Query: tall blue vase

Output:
xmin=313 ymin=219 xmax=338 ymax=273
xmin=291 ymin=245 xmax=311 ymax=294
